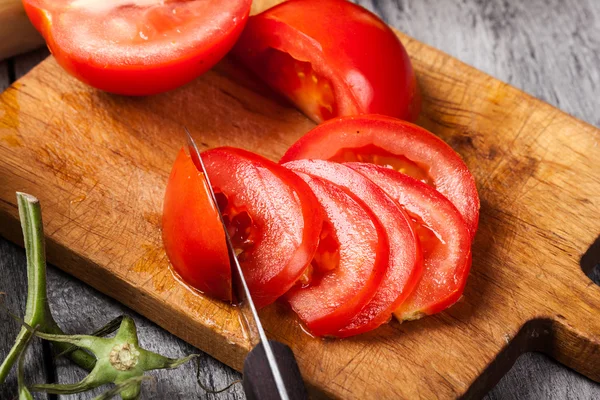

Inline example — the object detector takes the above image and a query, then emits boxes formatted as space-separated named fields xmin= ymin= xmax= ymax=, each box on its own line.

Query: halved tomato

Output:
xmin=348 ymin=163 xmax=472 ymax=321
xmin=285 ymin=160 xmax=422 ymax=337
xmin=232 ymin=0 xmax=420 ymax=123
xmin=202 ymin=147 xmax=322 ymax=309
xmin=280 ymin=115 xmax=480 ymax=240
xmin=23 ymin=0 xmax=252 ymax=95
xmin=285 ymin=172 xmax=388 ymax=336
xmin=162 ymin=148 xmax=231 ymax=301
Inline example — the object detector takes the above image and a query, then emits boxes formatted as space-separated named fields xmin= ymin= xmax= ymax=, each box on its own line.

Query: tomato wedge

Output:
xmin=202 ymin=147 xmax=322 ymax=309
xmin=232 ymin=0 xmax=420 ymax=123
xmin=280 ymin=115 xmax=480 ymax=240
xmin=284 ymin=172 xmax=388 ymax=336
xmin=284 ymin=160 xmax=422 ymax=337
xmin=23 ymin=0 xmax=252 ymax=95
xmin=348 ymin=163 xmax=472 ymax=320
xmin=162 ymin=148 xmax=231 ymax=301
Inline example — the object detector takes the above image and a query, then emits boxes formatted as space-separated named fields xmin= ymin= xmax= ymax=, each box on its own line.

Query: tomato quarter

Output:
xmin=348 ymin=163 xmax=472 ymax=320
xmin=23 ymin=0 xmax=252 ymax=95
xmin=280 ymin=115 xmax=480 ymax=240
xmin=284 ymin=172 xmax=388 ymax=336
xmin=162 ymin=148 xmax=231 ymax=301
xmin=285 ymin=159 xmax=422 ymax=337
xmin=233 ymin=0 xmax=420 ymax=123
xmin=202 ymin=147 xmax=322 ymax=309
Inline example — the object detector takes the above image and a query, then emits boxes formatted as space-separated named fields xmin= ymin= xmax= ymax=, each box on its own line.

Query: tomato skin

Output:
xmin=202 ymin=147 xmax=323 ymax=309
xmin=284 ymin=172 xmax=388 ymax=336
xmin=280 ymin=115 xmax=480 ymax=240
xmin=348 ymin=163 xmax=472 ymax=320
xmin=23 ymin=0 xmax=252 ymax=95
xmin=233 ymin=0 xmax=420 ymax=122
xmin=285 ymin=159 xmax=422 ymax=337
xmin=162 ymin=148 xmax=231 ymax=302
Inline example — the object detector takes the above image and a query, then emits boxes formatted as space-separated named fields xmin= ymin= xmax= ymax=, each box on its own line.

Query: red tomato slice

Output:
xmin=23 ymin=0 xmax=252 ymax=95
xmin=284 ymin=172 xmax=388 ymax=336
xmin=162 ymin=148 xmax=231 ymax=301
xmin=285 ymin=160 xmax=422 ymax=337
xmin=348 ymin=163 xmax=472 ymax=320
xmin=202 ymin=147 xmax=322 ymax=309
xmin=280 ymin=115 xmax=480 ymax=240
xmin=232 ymin=0 xmax=420 ymax=123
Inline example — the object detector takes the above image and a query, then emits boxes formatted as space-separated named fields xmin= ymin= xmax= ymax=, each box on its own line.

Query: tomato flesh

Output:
xmin=233 ymin=0 xmax=420 ymax=123
xmin=162 ymin=148 xmax=231 ymax=301
xmin=24 ymin=0 xmax=252 ymax=95
xmin=285 ymin=159 xmax=422 ymax=337
xmin=261 ymin=48 xmax=337 ymax=122
xmin=280 ymin=115 xmax=480 ymax=240
xmin=331 ymin=144 xmax=434 ymax=186
xmin=348 ymin=163 xmax=472 ymax=320
xmin=202 ymin=147 xmax=322 ymax=309
xmin=284 ymin=172 xmax=388 ymax=336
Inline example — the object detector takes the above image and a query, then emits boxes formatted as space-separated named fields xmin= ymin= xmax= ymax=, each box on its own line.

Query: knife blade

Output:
xmin=184 ymin=128 xmax=307 ymax=400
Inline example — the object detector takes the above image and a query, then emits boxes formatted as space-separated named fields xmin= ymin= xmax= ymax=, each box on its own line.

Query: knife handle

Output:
xmin=243 ymin=340 xmax=308 ymax=400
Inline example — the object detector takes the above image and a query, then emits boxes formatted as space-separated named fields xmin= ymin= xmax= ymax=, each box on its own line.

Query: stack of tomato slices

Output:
xmin=163 ymin=115 xmax=479 ymax=337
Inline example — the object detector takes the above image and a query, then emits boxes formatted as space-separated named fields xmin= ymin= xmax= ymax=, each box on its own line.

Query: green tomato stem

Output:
xmin=0 ymin=193 xmax=96 ymax=384
xmin=17 ymin=325 xmax=36 ymax=400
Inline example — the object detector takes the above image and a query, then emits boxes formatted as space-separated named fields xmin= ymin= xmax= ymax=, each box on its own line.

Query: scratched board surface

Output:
xmin=0 ymin=0 xmax=599 ymax=398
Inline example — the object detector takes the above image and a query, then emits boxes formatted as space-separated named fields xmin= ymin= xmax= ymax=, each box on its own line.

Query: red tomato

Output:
xmin=280 ymin=115 xmax=480 ymax=240
xmin=285 ymin=160 xmax=422 ymax=337
xmin=284 ymin=172 xmax=388 ymax=336
xmin=162 ymin=148 xmax=231 ymax=301
xmin=23 ymin=0 xmax=252 ymax=95
xmin=202 ymin=147 xmax=322 ymax=309
xmin=232 ymin=0 xmax=420 ymax=123
xmin=348 ymin=163 xmax=472 ymax=320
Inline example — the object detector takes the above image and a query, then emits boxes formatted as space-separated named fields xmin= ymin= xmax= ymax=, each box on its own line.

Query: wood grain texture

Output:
xmin=0 ymin=0 xmax=596 ymax=400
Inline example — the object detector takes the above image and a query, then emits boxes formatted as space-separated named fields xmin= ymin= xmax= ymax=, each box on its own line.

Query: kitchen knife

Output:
xmin=185 ymin=129 xmax=308 ymax=400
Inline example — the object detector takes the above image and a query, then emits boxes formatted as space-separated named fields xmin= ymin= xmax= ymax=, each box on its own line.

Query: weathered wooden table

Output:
xmin=1 ymin=0 xmax=599 ymax=398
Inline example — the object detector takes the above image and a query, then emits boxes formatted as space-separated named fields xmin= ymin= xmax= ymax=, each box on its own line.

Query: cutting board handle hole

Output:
xmin=580 ymin=235 xmax=600 ymax=286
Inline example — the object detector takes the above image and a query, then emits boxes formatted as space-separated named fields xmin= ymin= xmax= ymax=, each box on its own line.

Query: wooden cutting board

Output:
xmin=0 ymin=1 xmax=599 ymax=398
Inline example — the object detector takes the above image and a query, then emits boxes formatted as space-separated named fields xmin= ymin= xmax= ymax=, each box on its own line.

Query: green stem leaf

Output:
xmin=56 ymin=315 xmax=124 ymax=359
xmin=30 ymin=367 xmax=107 ymax=394
xmin=96 ymin=376 xmax=150 ymax=400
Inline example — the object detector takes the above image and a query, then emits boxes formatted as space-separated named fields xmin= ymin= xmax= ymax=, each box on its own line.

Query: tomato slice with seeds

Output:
xmin=202 ymin=147 xmax=322 ymax=309
xmin=348 ymin=163 xmax=472 ymax=320
xmin=285 ymin=160 xmax=422 ymax=337
xmin=162 ymin=148 xmax=231 ymax=301
xmin=23 ymin=0 xmax=252 ymax=95
xmin=232 ymin=0 xmax=420 ymax=123
xmin=284 ymin=172 xmax=388 ymax=336
xmin=280 ymin=115 xmax=480 ymax=240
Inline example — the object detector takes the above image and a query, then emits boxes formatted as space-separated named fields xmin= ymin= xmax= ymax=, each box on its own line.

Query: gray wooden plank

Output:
xmin=12 ymin=48 xmax=49 ymax=80
xmin=488 ymin=353 xmax=600 ymax=400
xmin=0 ymin=60 xmax=9 ymax=92
xmin=0 ymin=240 xmax=51 ymax=400
xmin=356 ymin=0 xmax=600 ymax=127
